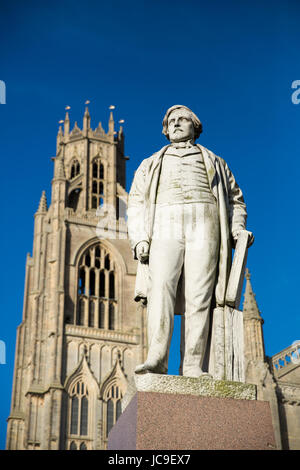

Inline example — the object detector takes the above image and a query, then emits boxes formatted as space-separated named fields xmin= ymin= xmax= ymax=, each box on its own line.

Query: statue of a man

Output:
xmin=127 ymin=105 xmax=253 ymax=378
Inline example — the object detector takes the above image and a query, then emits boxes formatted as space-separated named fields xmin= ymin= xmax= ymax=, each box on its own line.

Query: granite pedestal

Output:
xmin=108 ymin=374 xmax=276 ymax=450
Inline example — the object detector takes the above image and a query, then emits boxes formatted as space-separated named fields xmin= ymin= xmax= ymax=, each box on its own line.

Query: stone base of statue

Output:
xmin=108 ymin=374 xmax=276 ymax=450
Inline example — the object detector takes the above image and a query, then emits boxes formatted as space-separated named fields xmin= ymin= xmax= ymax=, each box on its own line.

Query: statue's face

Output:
xmin=167 ymin=108 xmax=195 ymax=143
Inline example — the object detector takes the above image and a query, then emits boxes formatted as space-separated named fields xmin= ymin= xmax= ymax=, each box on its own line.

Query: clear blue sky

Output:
xmin=1 ymin=0 xmax=300 ymax=450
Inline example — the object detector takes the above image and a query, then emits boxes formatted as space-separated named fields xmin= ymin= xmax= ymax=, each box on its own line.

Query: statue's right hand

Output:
xmin=136 ymin=241 xmax=149 ymax=263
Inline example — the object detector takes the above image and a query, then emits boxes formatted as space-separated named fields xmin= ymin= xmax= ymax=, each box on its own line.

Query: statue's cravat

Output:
xmin=170 ymin=139 xmax=194 ymax=149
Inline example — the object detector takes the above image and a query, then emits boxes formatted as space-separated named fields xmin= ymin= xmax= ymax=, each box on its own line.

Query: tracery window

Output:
xmin=105 ymin=384 xmax=123 ymax=438
xmin=70 ymin=159 xmax=80 ymax=179
xmin=91 ymin=158 xmax=104 ymax=209
xmin=70 ymin=381 xmax=89 ymax=436
xmin=67 ymin=381 xmax=91 ymax=450
xmin=75 ymin=244 xmax=117 ymax=329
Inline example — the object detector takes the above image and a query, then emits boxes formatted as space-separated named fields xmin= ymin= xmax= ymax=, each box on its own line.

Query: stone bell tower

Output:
xmin=6 ymin=105 xmax=146 ymax=450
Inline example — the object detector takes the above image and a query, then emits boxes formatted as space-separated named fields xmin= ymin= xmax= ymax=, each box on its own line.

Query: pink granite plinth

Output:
xmin=108 ymin=391 xmax=276 ymax=450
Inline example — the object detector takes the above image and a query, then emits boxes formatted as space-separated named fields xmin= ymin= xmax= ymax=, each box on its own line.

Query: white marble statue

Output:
xmin=127 ymin=105 xmax=254 ymax=378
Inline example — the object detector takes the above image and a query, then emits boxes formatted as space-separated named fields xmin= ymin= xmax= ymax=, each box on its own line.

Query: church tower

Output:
xmin=6 ymin=106 xmax=146 ymax=450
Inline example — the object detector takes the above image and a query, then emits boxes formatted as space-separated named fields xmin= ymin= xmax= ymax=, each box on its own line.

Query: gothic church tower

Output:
xmin=6 ymin=106 xmax=146 ymax=450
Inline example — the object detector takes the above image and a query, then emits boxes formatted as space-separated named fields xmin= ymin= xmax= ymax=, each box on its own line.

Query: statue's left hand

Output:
xmin=247 ymin=232 xmax=255 ymax=247
xmin=233 ymin=230 xmax=254 ymax=247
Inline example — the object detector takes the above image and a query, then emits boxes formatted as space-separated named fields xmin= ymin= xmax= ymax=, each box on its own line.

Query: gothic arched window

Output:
xmin=90 ymin=158 xmax=104 ymax=210
xmin=74 ymin=244 xmax=118 ymax=329
xmin=69 ymin=381 xmax=89 ymax=438
xmin=66 ymin=379 xmax=92 ymax=450
xmin=70 ymin=160 xmax=80 ymax=180
xmin=105 ymin=384 xmax=123 ymax=438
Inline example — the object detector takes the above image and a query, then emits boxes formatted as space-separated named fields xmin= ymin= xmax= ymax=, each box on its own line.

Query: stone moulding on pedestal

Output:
xmin=122 ymin=372 xmax=256 ymax=412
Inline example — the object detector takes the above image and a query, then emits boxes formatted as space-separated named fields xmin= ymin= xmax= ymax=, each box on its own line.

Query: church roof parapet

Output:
xmin=271 ymin=341 xmax=300 ymax=379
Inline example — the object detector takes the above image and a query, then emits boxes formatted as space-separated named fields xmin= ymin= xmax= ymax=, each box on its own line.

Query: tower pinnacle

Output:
xmin=64 ymin=111 xmax=70 ymax=137
xmin=108 ymin=106 xmax=115 ymax=134
xmin=54 ymin=156 xmax=66 ymax=179
xmin=83 ymin=105 xmax=91 ymax=133
xmin=37 ymin=190 xmax=48 ymax=214
xmin=57 ymin=125 xmax=63 ymax=137
xmin=56 ymin=125 xmax=64 ymax=153
xmin=243 ymin=268 xmax=263 ymax=322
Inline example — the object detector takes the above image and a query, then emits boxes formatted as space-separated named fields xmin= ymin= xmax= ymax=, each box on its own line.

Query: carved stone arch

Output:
xmin=92 ymin=152 xmax=105 ymax=164
xmin=72 ymin=238 xmax=127 ymax=332
xmin=64 ymin=348 xmax=99 ymax=395
xmin=72 ymin=237 xmax=128 ymax=275
xmin=100 ymin=352 xmax=127 ymax=399
xmin=64 ymin=350 xmax=99 ymax=451
xmin=92 ymin=149 xmax=102 ymax=159
xmin=69 ymin=153 xmax=81 ymax=165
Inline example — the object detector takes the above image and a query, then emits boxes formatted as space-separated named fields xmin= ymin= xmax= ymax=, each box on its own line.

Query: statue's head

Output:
xmin=162 ymin=105 xmax=202 ymax=143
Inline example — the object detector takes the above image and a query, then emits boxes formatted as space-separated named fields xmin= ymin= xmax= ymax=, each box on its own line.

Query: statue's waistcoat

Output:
xmin=156 ymin=146 xmax=216 ymax=206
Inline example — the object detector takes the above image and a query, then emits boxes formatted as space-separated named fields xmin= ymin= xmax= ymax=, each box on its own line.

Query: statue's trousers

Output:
xmin=146 ymin=202 xmax=220 ymax=375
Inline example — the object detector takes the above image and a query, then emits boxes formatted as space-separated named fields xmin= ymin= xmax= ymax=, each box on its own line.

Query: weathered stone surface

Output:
xmin=210 ymin=306 xmax=245 ymax=382
xmin=122 ymin=372 xmax=256 ymax=411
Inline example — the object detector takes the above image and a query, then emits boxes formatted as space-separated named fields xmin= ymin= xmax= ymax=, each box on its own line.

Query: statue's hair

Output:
xmin=162 ymin=105 xmax=203 ymax=140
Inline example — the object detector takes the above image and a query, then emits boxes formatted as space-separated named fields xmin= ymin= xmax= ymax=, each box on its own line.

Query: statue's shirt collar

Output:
xmin=165 ymin=144 xmax=201 ymax=158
